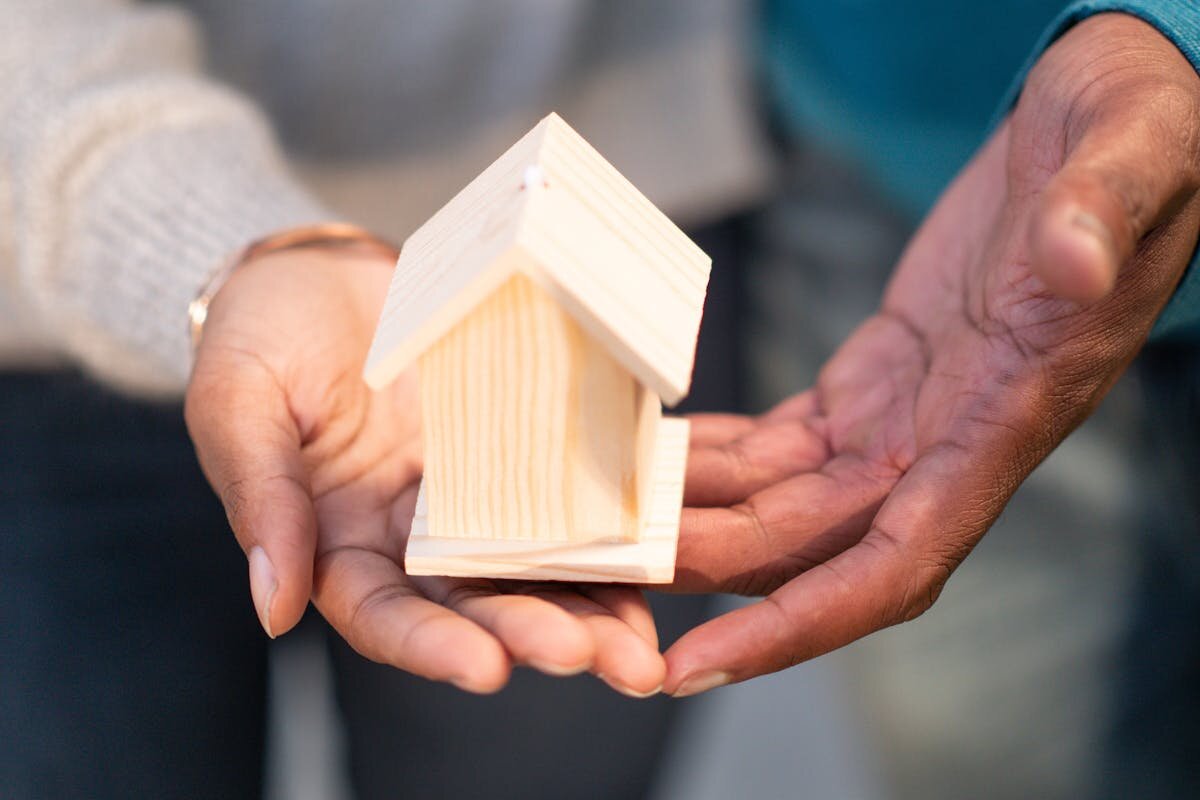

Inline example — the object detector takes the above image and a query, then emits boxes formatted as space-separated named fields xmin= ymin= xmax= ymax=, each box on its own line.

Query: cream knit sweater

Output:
xmin=1 ymin=0 xmax=769 ymax=395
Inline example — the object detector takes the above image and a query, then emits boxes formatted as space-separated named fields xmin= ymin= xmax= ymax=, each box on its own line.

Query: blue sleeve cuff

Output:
xmin=996 ymin=1 xmax=1200 ymax=342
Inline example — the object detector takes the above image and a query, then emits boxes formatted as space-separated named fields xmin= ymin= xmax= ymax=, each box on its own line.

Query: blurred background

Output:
xmin=5 ymin=1 xmax=1197 ymax=798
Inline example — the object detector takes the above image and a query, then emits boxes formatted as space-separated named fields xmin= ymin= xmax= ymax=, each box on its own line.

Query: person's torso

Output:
xmin=181 ymin=0 xmax=771 ymax=237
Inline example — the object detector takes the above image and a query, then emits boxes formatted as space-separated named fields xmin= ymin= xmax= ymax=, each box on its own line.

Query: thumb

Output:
xmin=1028 ymin=105 xmax=1197 ymax=304
xmin=185 ymin=352 xmax=316 ymax=638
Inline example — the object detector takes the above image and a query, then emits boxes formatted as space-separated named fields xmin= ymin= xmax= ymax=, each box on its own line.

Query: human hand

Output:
xmin=664 ymin=13 xmax=1200 ymax=696
xmin=185 ymin=247 xmax=665 ymax=696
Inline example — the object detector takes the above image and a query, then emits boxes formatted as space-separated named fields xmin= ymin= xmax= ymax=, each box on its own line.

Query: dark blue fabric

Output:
xmin=0 ymin=371 xmax=269 ymax=799
xmin=1103 ymin=345 xmax=1200 ymax=799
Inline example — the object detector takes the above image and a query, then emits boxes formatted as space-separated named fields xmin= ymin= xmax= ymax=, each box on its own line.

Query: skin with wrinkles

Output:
xmin=186 ymin=251 xmax=666 ymax=697
xmin=664 ymin=13 xmax=1200 ymax=695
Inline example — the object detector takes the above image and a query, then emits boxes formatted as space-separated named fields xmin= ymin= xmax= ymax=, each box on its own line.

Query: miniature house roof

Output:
xmin=363 ymin=113 xmax=711 ymax=406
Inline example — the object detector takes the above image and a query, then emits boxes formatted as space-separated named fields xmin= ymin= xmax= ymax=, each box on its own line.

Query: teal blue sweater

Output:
xmin=764 ymin=0 xmax=1200 ymax=341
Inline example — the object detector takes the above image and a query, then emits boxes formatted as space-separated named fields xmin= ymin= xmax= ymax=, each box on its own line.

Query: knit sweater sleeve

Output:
xmin=1 ymin=0 xmax=331 ymax=395
xmin=998 ymin=1 xmax=1200 ymax=342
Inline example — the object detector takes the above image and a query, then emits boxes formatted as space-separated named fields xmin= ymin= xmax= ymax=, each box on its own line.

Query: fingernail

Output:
xmin=1070 ymin=210 xmax=1115 ymax=256
xmin=450 ymin=675 xmax=498 ymax=695
xmin=529 ymin=658 xmax=591 ymax=677
xmin=671 ymin=671 xmax=731 ymax=698
xmin=248 ymin=546 xmax=277 ymax=639
xmin=598 ymin=673 xmax=663 ymax=699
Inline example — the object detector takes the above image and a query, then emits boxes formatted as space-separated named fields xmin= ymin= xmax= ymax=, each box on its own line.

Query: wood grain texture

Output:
xmin=405 ymin=418 xmax=688 ymax=583
xmin=362 ymin=122 xmax=545 ymax=390
xmin=634 ymin=384 xmax=661 ymax=528
xmin=363 ymin=112 xmax=711 ymax=404
xmin=418 ymin=273 xmax=639 ymax=543
xmin=365 ymin=113 xmax=707 ymax=581
xmin=527 ymin=113 xmax=710 ymax=406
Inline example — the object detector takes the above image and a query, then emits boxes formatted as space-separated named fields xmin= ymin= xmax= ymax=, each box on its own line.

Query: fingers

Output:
xmin=522 ymin=586 xmax=666 ymax=697
xmin=185 ymin=353 xmax=316 ymax=638
xmin=664 ymin=533 xmax=909 ymax=696
xmin=313 ymin=546 xmax=511 ymax=693
xmin=685 ymin=392 xmax=828 ymax=508
xmin=761 ymin=390 xmax=823 ymax=423
xmin=688 ymin=413 xmax=759 ymax=448
xmin=674 ymin=455 xmax=891 ymax=593
xmin=413 ymin=577 xmax=665 ymax=697
xmin=1028 ymin=91 xmax=1200 ymax=303
xmin=415 ymin=579 xmax=595 ymax=676
xmin=582 ymin=585 xmax=658 ymax=649
xmin=664 ymin=441 xmax=996 ymax=695
xmin=684 ymin=418 xmax=830 ymax=507
xmin=686 ymin=392 xmax=821 ymax=448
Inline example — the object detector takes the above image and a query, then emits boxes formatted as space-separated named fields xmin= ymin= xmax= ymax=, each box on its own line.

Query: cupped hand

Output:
xmin=185 ymin=247 xmax=665 ymax=696
xmin=664 ymin=13 xmax=1200 ymax=696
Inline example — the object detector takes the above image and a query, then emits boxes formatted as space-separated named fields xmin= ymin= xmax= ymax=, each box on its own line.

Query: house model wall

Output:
xmin=364 ymin=113 xmax=711 ymax=583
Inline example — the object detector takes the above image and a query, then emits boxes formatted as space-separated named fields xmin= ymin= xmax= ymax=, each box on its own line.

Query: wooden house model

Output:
xmin=363 ymin=113 xmax=711 ymax=583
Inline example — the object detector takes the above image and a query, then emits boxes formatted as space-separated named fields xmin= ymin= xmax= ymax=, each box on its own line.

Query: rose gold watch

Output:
xmin=187 ymin=222 xmax=400 ymax=351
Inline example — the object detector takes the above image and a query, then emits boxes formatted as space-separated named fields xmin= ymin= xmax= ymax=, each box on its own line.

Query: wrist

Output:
xmin=188 ymin=222 xmax=399 ymax=351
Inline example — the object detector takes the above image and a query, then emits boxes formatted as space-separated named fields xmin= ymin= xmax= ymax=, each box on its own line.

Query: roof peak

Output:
xmin=364 ymin=113 xmax=710 ymax=405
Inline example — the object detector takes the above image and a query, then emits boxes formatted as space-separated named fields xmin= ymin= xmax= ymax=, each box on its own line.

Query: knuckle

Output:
xmin=899 ymin=567 xmax=945 ymax=622
xmin=394 ymin=610 xmax=461 ymax=672
xmin=440 ymin=584 xmax=491 ymax=610
xmin=763 ymin=595 xmax=814 ymax=669
xmin=863 ymin=525 xmax=960 ymax=627
xmin=354 ymin=591 xmax=420 ymax=665
xmin=317 ymin=553 xmax=415 ymax=663
xmin=723 ymin=566 xmax=791 ymax=597
xmin=219 ymin=471 xmax=306 ymax=537
xmin=897 ymin=556 xmax=956 ymax=624
xmin=219 ymin=476 xmax=254 ymax=532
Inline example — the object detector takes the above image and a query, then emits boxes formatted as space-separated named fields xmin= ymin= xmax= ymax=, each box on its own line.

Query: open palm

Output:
xmin=666 ymin=14 xmax=1200 ymax=695
xmin=186 ymin=249 xmax=665 ymax=696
